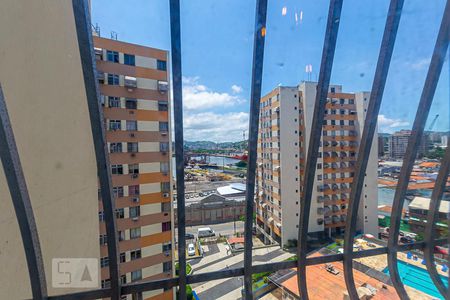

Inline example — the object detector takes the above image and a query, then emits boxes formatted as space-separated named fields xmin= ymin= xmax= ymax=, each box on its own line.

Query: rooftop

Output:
xmin=409 ymin=196 xmax=450 ymax=213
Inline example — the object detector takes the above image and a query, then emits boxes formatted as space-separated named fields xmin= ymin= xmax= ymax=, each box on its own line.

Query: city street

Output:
xmin=175 ymin=221 xmax=245 ymax=239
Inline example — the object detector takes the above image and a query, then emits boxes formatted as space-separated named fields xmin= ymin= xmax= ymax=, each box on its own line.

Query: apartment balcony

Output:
xmin=158 ymin=80 xmax=169 ymax=93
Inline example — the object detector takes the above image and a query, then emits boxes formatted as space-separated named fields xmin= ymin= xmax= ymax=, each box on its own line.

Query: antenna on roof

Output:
xmin=91 ymin=23 xmax=101 ymax=37
xmin=110 ymin=31 xmax=118 ymax=40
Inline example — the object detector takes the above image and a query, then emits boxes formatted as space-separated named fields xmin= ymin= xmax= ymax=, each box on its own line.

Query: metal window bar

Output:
xmin=72 ymin=1 xmax=121 ymax=299
xmin=387 ymin=1 xmax=450 ymax=298
xmin=343 ymin=0 xmax=404 ymax=299
xmin=424 ymin=141 xmax=450 ymax=298
xmin=0 ymin=0 xmax=447 ymax=299
xmin=297 ymin=1 xmax=343 ymax=299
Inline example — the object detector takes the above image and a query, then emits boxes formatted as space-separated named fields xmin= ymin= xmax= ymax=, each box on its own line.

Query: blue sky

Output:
xmin=92 ymin=0 xmax=449 ymax=142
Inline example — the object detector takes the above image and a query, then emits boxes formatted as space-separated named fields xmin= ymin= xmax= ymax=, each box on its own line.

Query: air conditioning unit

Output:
xmin=130 ymin=153 xmax=136 ymax=157
xmin=164 ymin=251 xmax=170 ymax=257
xmin=132 ymin=217 xmax=139 ymax=221
xmin=124 ymin=76 xmax=137 ymax=89
xmin=161 ymin=131 xmax=167 ymax=136
xmin=157 ymin=81 xmax=169 ymax=93
xmin=161 ymin=151 xmax=167 ymax=155
xmin=163 ymin=193 xmax=169 ymax=198
xmin=162 ymin=172 xmax=168 ymax=176
xmin=131 ymin=174 xmax=139 ymax=179
xmin=129 ymin=110 xmax=134 ymax=114
xmin=129 ymin=133 xmax=135 ymax=137
xmin=164 ymin=213 xmax=168 ymax=216
xmin=132 ymin=197 xmax=140 ymax=203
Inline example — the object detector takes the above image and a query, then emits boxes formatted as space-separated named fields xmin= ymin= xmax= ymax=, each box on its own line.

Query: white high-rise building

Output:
xmin=255 ymin=82 xmax=378 ymax=246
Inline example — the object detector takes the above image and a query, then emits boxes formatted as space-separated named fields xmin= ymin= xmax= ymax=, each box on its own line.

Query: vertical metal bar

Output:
xmin=168 ymin=0 xmax=186 ymax=299
xmin=244 ymin=0 xmax=268 ymax=298
xmin=387 ymin=1 xmax=450 ymax=298
xmin=296 ymin=1 xmax=343 ymax=299
xmin=342 ymin=0 xmax=404 ymax=298
xmin=0 ymin=85 xmax=48 ymax=300
xmin=72 ymin=0 xmax=120 ymax=298
xmin=423 ymin=140 xmax=450 ymax=299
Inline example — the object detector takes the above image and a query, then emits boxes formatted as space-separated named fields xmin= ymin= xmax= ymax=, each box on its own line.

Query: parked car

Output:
xmin=198 ymin=227 xmax=215 ymax=238
xmin=187 ymin=243 xmax=195 ymax=256
xmin=185 ymin=233 xmax=195 ymax=240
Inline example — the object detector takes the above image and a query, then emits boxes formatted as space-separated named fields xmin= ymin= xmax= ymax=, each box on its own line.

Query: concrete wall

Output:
xmin=0 ymin=0 xmax=100 ymax=297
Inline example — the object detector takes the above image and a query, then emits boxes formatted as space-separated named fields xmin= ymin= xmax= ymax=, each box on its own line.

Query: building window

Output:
xmin=115 ymin=208 xmax=125 ymax=219
xmin=160 ymin=162 xmax=169 ymax=174
xmin=158 ymin=101 xmax=168 ymax=111
xmin=127 ymin=142 xmax=139 ymax=153
xmin=99 ymin=234 xmax=107 ymax=245
xmin=100 ymin=257 xmax=109 ymax=268
xmin=131 ymin=270 xmax=142 ymax=282
xmin=161 ymin=182 xmax=170 ymax=192
xmin=120 ymin=275 xmax=127 ymax=285
xmin=129 ymin=206 xmax=140 ymax=218
xmin=349 ymin=99 xmax=354 ymax=104
xmin=159 ymin=122 xmax=169 ymax=132
xmin=99 ymin=211 xmax=105 ymax=222
xmin=349 ymin=120 xmax=355 ymax=126
xmin=162 ymin=221 xmax=171 ymax=232
xmin=111 ymin=164 xmax=123 ymax=175
xmin=160 ymin=142 xmax=169 ymax=152
xmin=129 ymin=185 xmax=140 ymax=196
xmin=129 ymin=164 xmax=139 ymax=174
xmin=157 ymin=60 xmax=167 ymax=71
xmin=110 ymin=143 xmax=122 ymax=153
xmin=101 ymin=279 xmax=111 ymax=289
xmin=126 ymin=120 xmax=137 ymax=131
xmin=161 ymin=202 xmax=171 ymax=212
xmin=130 ymin=249 xmax=142 ymax=260
xmin=125 ymin=98 xmax=137 ymax=109
xmin=106 ymin=50 xmax=119 ymax=63
xmin=130 ymin=227 xmax=141 ymax=239
xmin=162 ymin=242 xmax=172 ymax=252
xmin=113 ymin=186 xmax=124 ymax=198
xmin=109 ymin=120 xmax=121 ymax=131
xmin=120 ymin=252 xmax=126 ymax=263
xmin=108 ymin=96 xmax=120 ymax=108
xmin=163 ymin=261 xmax=172 ymax=272
xmin=124 ymin=53 xmax=135 ymax=66
xmin=107 ymin=74 xmax=120 ymax=85
xmin=132 ymin=293 xmax=143 ymax=300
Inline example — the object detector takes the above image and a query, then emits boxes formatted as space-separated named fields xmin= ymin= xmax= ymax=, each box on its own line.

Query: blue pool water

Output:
xmin=383 ymin=260 xmax=449 ymax=299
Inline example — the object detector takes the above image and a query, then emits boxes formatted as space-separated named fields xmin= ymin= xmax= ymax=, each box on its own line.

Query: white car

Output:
xmin=187 ymin=243 xmax=195 ymax=256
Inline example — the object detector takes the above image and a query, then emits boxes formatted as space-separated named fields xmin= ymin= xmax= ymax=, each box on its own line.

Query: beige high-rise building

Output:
xmin=256 ymin=82 xmax=378 ymax=246
xmin=94 ymin=36 xmax=174 ymax=300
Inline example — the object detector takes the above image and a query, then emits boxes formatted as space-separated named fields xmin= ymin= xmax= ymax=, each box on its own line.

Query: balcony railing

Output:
xmin=0 ymin=0 xmax=448 ymax=300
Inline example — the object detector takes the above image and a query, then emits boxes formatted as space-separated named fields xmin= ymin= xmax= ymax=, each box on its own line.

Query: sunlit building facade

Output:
xmin=256 ymin=82 xmax=378 ymax=246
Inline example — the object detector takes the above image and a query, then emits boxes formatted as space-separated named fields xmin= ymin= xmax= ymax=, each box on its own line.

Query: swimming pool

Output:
xmin=383 ymin=260 xmax=449 ymax=299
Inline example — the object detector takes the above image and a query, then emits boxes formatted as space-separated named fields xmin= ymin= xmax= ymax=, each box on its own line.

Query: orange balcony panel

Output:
xmin=100 ymin=212 xmax=171 ymax=233
xmin=324 ymin=114 xmax=357 ymax=121
xmin=106 ymin=130 xmax=169 ymax=143
xmin=109 ymin=152 xmax=169 ymax=164
xmin=323 ymin=125 xmax=356 ymax=131
xmin=141 ymin=231 xmax=172 ymax=248
xmin=325 ymin=103 xmax=355 ymax=109
xmin=96 ymin=60 xmax=167 ymax=81
xmin=94 ymin=36 xmax=167 ymax=60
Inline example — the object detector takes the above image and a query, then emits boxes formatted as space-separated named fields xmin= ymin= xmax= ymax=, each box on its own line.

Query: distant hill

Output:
xmin=184 ymin=140 xmax=248 ymax=151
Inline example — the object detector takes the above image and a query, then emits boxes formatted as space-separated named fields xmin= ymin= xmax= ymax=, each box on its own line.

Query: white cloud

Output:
xmin=405 ymin=58 xmax=430 ymax=71
xmin=378 ymin=114 xmax=410 ymax=132
xmin=184 ymin=112 xmax=249 ymax=142
xmin=231 ymin=84 xmax=243 ymax=94
xmin=182 ymin=77 xmax=245 ymax=110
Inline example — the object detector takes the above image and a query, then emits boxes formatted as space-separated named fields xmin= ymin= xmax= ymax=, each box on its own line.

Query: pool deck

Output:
xmin=354 ymin=239 xmax=448 ymax=299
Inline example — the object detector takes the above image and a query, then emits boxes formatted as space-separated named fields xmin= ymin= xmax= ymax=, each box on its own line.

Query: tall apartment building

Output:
xmin=94 ymin=36 xmax=174 ymax=300
xmin=256 ymin=82 xmax=378 ymax=246
xmin=388 ymin=130 xmax=429 ymax=159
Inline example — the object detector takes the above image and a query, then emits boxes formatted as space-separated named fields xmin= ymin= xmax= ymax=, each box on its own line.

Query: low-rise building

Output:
xmin=408 ymin=196 xmax=449 ymax=236
xmin=174 ymin=194 xmax=245 ymax=226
